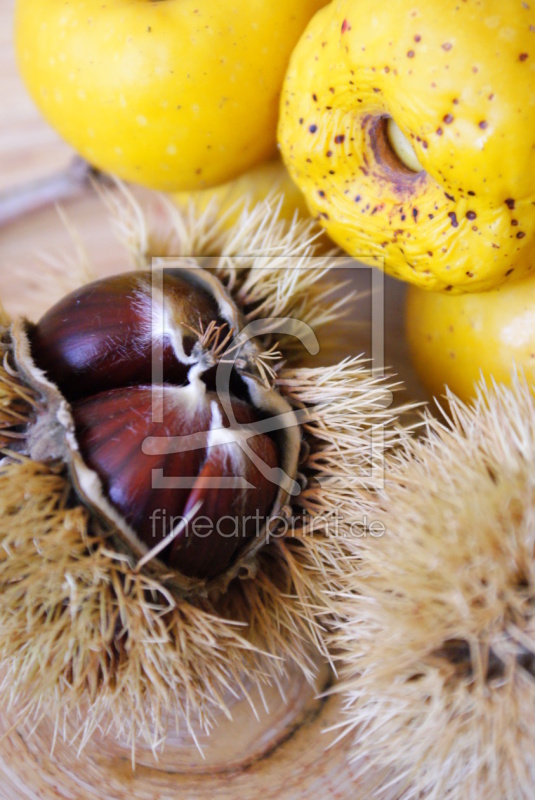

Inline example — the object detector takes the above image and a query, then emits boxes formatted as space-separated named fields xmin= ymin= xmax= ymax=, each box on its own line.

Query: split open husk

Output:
xmin=0 ymin=191 xmax=411 ymax=756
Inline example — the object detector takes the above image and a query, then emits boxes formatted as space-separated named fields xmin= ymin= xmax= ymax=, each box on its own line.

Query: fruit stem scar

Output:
xmin=386 ymin=119 xmax=424 ymax=173
xmin=367 ymin=117 xmax=425 ymax=191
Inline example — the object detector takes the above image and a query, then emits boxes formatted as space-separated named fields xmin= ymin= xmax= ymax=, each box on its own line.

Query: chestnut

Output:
xmin=72 ymin=383 xmax=279 ymax=579
xmin=12 ymin=267 xmax=300 ymax=583
xmin=28 ymin=269 xmax=232 ymax=401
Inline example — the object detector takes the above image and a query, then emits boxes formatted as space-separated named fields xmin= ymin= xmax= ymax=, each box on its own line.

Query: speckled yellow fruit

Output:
xmin=279 ymin=0 xmax=535 ymax=293
xmin=15 ymin=0 xmax=327 ymax=192
xmin=406 ymin=276 xmax=535 ymax=402
xmin=172 ymin=157 xmax=311 ymax=228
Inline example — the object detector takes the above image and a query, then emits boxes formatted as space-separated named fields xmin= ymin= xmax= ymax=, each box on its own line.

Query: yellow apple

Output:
xmin=279 ymin=0 xmax=535 ymax=293
xmin=406 ymin=275 xmax=535 ymax=402
xmin=15 ymin=0 xmax=327 ymax=191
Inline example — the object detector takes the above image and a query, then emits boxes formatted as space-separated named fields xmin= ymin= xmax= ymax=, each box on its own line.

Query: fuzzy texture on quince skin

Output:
xmin=406 ymin=272 xmax=535 ymax=402
xmin=15 ymin=0 xmax=327 ymax=191
xmin=278 ymin=0 xmax=535 ymax=293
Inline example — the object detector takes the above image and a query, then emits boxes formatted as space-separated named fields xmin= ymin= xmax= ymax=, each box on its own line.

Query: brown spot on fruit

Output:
xmin=517 ymin=231 xmax=526 ymax=239
xmin=448 ymin=212 xmax=459 ymax=228
xmin=334 ymin=134 xmax=345 ymax=144
xmin=407 ymin=50 xmax=415 ymax=58
xmin=442 ymin=42 xmax=453 ymax=51
xmin=466 ymin=211 xmax=477 ymax=220
xmin=341 ymin=19 xmax=351 ymax=33
xmin=309 ymin=124 xmax=318 ymax=133
xmin=443 ymin=114 xmax=454 ymax=124
xmin=478 ymin=120 xmax=488 ymax=129
xmin=520 ymin=53 xmax=529 ymax=61
xmin=505 ymin=198 xmax=516 ymax=210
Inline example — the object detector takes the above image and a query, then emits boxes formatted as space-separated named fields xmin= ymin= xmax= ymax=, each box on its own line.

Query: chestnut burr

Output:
xmin=19 ymin=267 xmax=300 ymax=582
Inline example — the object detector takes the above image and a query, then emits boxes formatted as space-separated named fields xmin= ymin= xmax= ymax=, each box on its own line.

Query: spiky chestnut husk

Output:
xmin=7 ymin=263 xmax=300 ymax=589
xmin=0 ymin=193 xmax=411 ymax=753
xmin=330 ymin=376 xmax=535 ymax=800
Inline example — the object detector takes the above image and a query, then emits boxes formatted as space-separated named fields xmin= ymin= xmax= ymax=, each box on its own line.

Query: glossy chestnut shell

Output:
xmin=14 ymin=268 xmax=300 ymax=584
xmin=72 ymin=384 xmax=279 ymax=578
xmin=29 ymin=270 xmax=227 ymax=400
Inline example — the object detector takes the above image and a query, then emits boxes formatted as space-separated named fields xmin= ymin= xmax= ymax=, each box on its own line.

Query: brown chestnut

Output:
xmin=29 ymin=269 xmax=232 ymax=401
xmin=16 ymin=267 xmax=301 ymax=583
xmin=72 ymin=381 xmax=279 ymax=578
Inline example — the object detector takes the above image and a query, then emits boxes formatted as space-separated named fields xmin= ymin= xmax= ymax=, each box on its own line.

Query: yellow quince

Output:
xmin=279 ymin=0 xmax=535 ymax=293
xmin=16 ymin=0 xmax=327 ymax=191
xmin=406 ymin=274 xmax=535 ymax=402
xmin=172 ymin=157 xmax=311 ymax=228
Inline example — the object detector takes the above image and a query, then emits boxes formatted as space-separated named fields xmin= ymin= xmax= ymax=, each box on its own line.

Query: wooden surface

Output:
xmin=0 ymin=664 xmax=400 ymax=800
